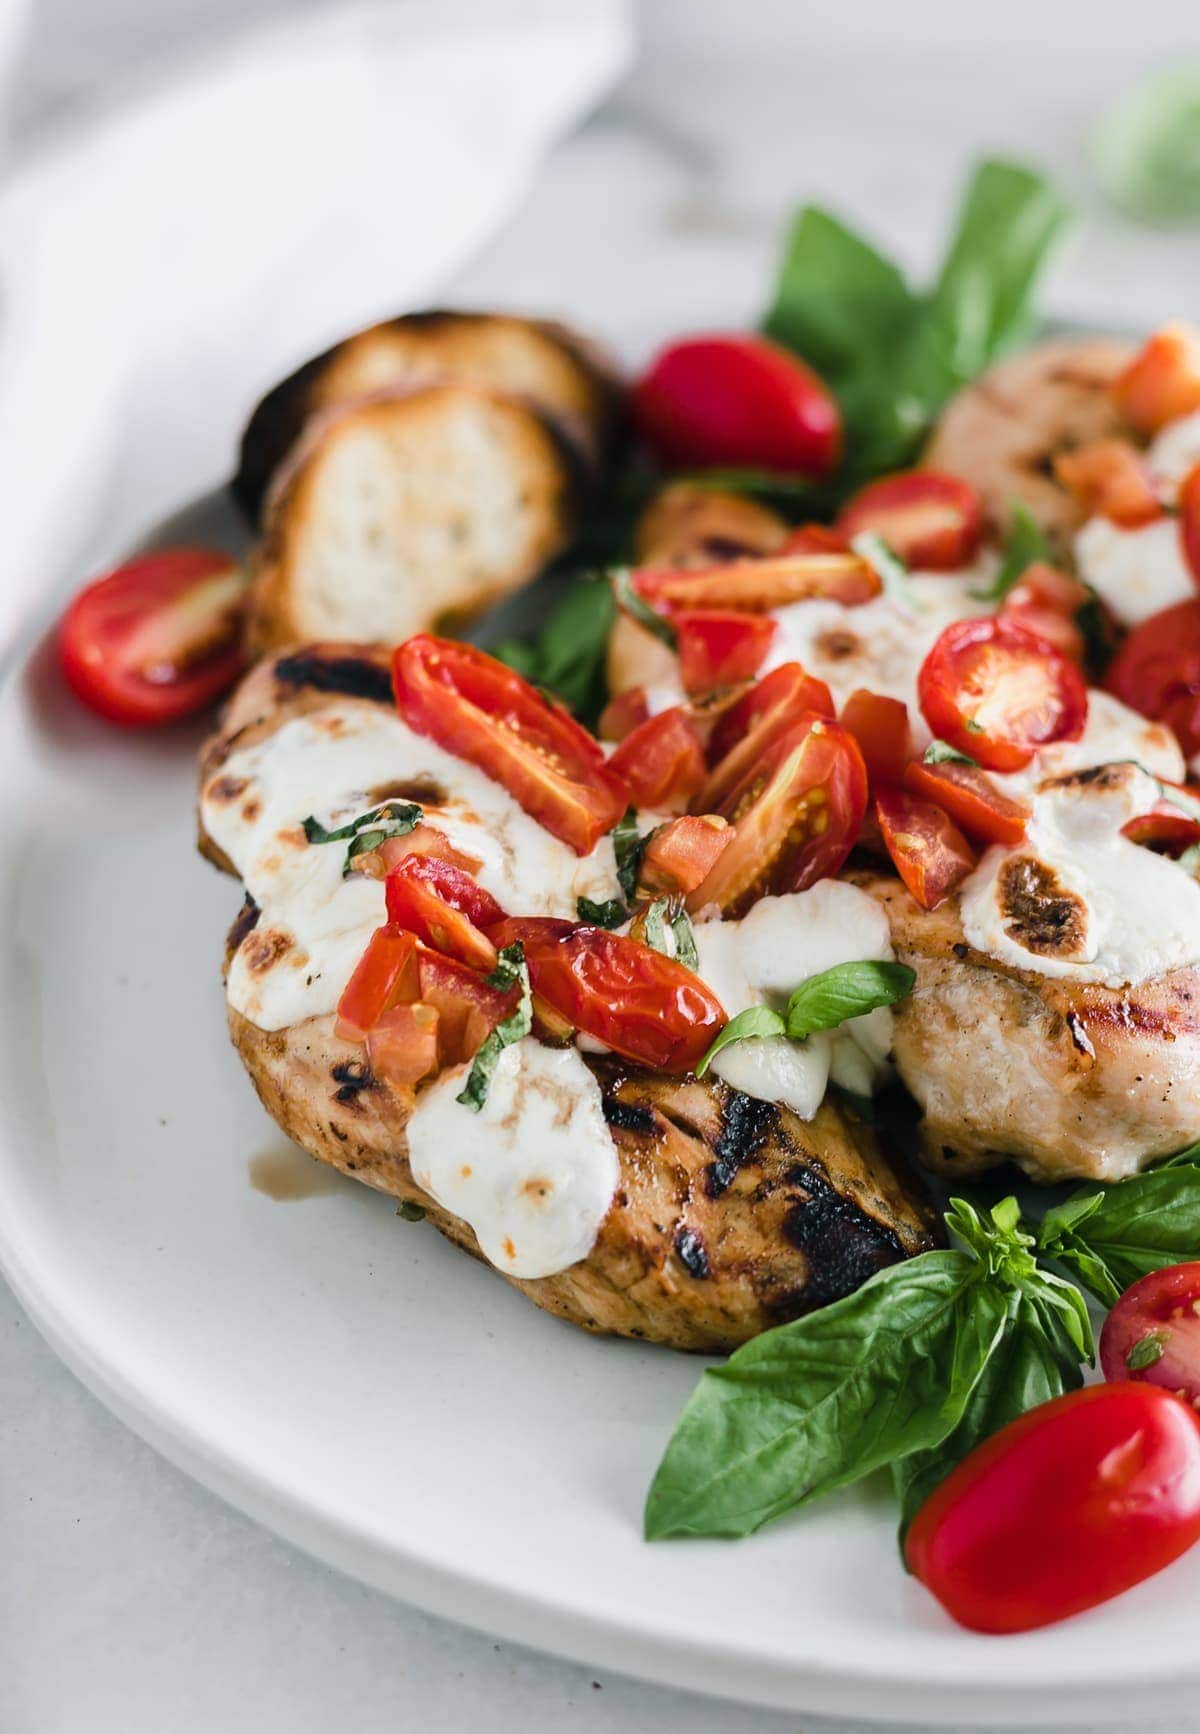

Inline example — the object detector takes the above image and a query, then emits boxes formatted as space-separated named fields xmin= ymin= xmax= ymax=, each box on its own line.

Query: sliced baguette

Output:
xmin=234 ymin=309 xmax=624 ymax=523
xmin=245 ymin=384 xmax=581 ymax=655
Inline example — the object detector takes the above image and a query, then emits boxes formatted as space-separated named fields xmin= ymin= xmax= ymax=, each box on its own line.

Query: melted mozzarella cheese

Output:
xmin=1073 ymin=515 xmax=1193 ymax=628
xmin=200 ymin=703 xmax=623 ymax=1030
xmin=1148 ymin=409 xmax=1200 ymax=497
xmin=406 ymin=1040 xmax=617 ymax=1279
xmin=993 ymin=689 xmax=1186 ymax=804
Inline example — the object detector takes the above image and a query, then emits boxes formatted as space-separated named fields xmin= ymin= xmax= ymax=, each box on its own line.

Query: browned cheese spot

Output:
xmin=998 ymin=856 xmax=1088 ymax=957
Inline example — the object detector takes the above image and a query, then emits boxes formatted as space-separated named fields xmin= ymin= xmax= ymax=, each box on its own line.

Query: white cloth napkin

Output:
xmin=0 ymin=0 xmax=631 ymax=650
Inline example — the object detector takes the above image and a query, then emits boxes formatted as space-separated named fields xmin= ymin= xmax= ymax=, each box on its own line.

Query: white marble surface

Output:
xmin=5 ymin=4 xmax=1200 ymax=1730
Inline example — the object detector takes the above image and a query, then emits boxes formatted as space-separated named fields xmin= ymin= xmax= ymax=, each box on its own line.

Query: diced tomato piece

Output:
xmin=836 ymin=471 xmax=984 ymax=570
xmin=597 ymin=686 xmax=650 ymax=743
xmin=335 ymin=926 xmax=422 ymax=1043
xmin=1179 ymin=462 xmax=1200 ymax=587
xmin=918 ymin=616 xmax=1088 ymax=772
xmin=416 ymin=950 xmax=516 ymax=1067
xmin=638 ymin=815 xmax=733 ymax=895
xmin=999 ymin=562 xmax=1092 ymax=666
xmin=631 ymin=550 xmax=880 ymax=615
xmin=633 ymin=333 xmax=842 ymax=476
xmin=1053 ymin=439 xmax=1162 ymax=528
xmin=1121 ymin=799 xmax=1200 ymax=855
xmin=490 ymin=916 xmax=725 ymax=1074
xmin=355 ymin=826 xmax=483 ymax=881
xmin=688 ymin=715 xmax=868 ymax=916
xmin=839 ymin=689 xmax=910 ymax=786
xmin=392 ymin=636 xmax=628 ymax=856
xmin=365 ymin=1003 xmax=441 ymax=1091
xmin=777 ymin=523 xmax=849 ymax=556
xmin=874 ymin=785 xmax=975 ymax=910
xmin=698 ymin=662 xmax=837 ymax=812
xmin=902 ymin=759 xmax=1030 ymax=845
xmin=676 ymin=610 xmax=777 ymax=695
xmin=608 ymin=707 xmax=707 ymax=814
xmin=384 ymin=856 xmax=504 ymax=971
xmin=1112 ymin=323 xmax=1200 ymax=435
xmin=1106 ymin=597 xmax=1200 ymax=756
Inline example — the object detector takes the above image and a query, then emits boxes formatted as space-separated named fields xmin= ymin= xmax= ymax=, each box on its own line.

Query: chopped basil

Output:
xmin=695 ymin=1005 xmax=786 ymax=1077
xmin=923 ymin=740 xmax=978 ymax=768
xmin=576 ymin=896 xmax=627 ymax=929
xmin=613 ymin=807 xmax=650 ymax=903
xmin=784 ymin=960 xmax=915 ymax=1040
xmin=1126 ymin=1332 xmax=1168 ymax=1372
xmin=971 ymin=501 xmax=1051 ymax=603
xmin=642 ymin=898 xmax=700 ymax=971
xmin=455 ymin=944 xmax=532 ymax=1113
xmin=610 ymin=567 xmax=678 ymax=650
xmin=303 ymin=801 xmax=422 ymax=877
xmin=669 ymin=906 xmax=699 ymax=972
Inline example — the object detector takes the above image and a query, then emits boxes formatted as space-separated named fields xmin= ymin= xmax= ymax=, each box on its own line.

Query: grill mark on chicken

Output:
xmin=706 ymin=1091 xmax=777 ymax=1197
xmin=228 ymin=894 xmax=260 ymax=952
xmin=673 ymin=1225 xmax=710 ymax=1279
xmin=779 ymin=1161 xmax=905 ymax=1309
xmin=331 ymin=1059 xmax=377 ymax=1103
xmin=274 ymin=651 xmax=393 ymax=705
xmin=601 ymin=1096 xmax=655 ymax=1134
xmin=997 ymin=856 xmax=1087 ymax=956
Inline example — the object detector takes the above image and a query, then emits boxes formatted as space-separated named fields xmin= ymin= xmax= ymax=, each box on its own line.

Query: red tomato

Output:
xmin=384 ymin=856 xmax=505 ymax=971
xmin=1105 ymin=598 xmax=1200 ymax=758
xmin=335 ymin=926 xmax=422 ymax=1043
xmin=608 ymin=708 xmax=707 ymax=814
xmin=631 ymin=549 xmax=880 ymax=616
xmin=416 ymin=949 xmax=515 ymax=1067
xmin=365 ymin=1003 xmax=441 ymax=1090
xmin=392 ymin=636 xmax=628 ymax=856
xmin=687 ymin=716 xmax=867 ymax=917
xmin=1122 ymin=801 xmax=1200 ymax=856
xmin=633 ymin=333 xmax=841 ymax=476
xmin=676 ymin=610 xmax=777 ymax=695
xmin=58 ymin=546 xmax=247 ymax=726
xmin=999 ymin=562 xmax=1091 ymax=667
xmin=1179 ymin=462 xmax=1200 ymax=587
xmin=1101 ymin=1264 xmax=1200 ymax=1404
xmin=1054 ymin=440 xmax=1162 ymax=528
xmin=597 ymin=686 xmax=650 ymax=743
xmin=489 ymin=917 xmax=725 ymax=1074
xmin=835 ymin=471 xmax=983 ymax=570
xmin=638 ymin=815 xmax=733 ymax=896
xmin=362 ymin=826 xmax=483 ymax=880
xmin=698 ymin=662 xmax=836 ymax=812
xmin=839 ymin=689 xmax=910 ymax=786
xmin=1113 ymin=323 xmax=1200 ymax=435
xmin=902 ymin=759 xmax=1030 ymax=846
xmin=778 ymin=523 xmax=849 ymax=556
xmin=918 ymin=616 xmax=1088 ymax=772
xmin=874 ymin=785 xmax=975 ymax=910
xmin=905 ymin=1384 xmax=1200 ymax=1634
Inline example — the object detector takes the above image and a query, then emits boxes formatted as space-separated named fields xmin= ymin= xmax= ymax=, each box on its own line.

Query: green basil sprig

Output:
xmin=695 ymin=959 xmax=915 ymax=1077
xmin=576 ymin=896 xmax=627 ymax=930
xmin=642 ymin=898 xmax=699 ymax=971
xmin=455 ymin=944 xmax=532 ymax=1113
xmin=303 ymin=802 xmax=422 ymax=877
xmin=613 ymin=807 xmax=650 ymax=904
xmin=1038 ymin=1146 xmax=1200 ymax=1306
xmin=490 ymin=573 xmax=615 ymax=726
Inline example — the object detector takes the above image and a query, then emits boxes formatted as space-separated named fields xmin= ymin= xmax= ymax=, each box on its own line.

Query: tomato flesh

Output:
xmin=1122 ymin=801 xmax=1200 ymax=856
xmin=998 ymin=562 xmax=1092 ymax=667
xmin=489 ymin=917 xmax=725 ymax=1074
xmin=638 ymin=815 xmax=732 ymax=896
xmin=1101 ymin=1263 xmax=1200 ymax=1404
xmin=633 ymin=333 xmax=842 ymax=476
xmin=632 ymin=550 xmax=880 ymax=617
xmin=836 ymin=470 xmax=983 ymax=570
xmin=384 ymin=856 xmax=504 ymax=971
xmin=698 ymin=662 xmax=836 ymax=813
xmin=1113 ymin=323 xmax=1200 ymax=435
xmin=416 ymin=949 xmax=515 ymax=1067
xmin=1178 ymin=462 xmax=1200 ymax=587
xmin=59 ymin=546 xmax=247 ymax=726
xmin=598 ymin=686 xmax=650 ymax=743
xmin=688 ymin=715 xmax=867 ymax=917
xmin=365 ymin=1003 xmax=441 ymax=1090
xmin=1105 ymin=597 xmax=1200 ymax=757
xmin=839 ymin=689 xmax=910 ymax=786
xmin=335 ymin=926 xmax=422 ymax=1042
xmin=392 ymin=636 xmax=628 ymax=855
xmin=918 ymin=616 xmax=1088 ymax=772
xmin=901 ymin=759 xmax=1030 ymax=846
xmin=875 ymin=785 xmax=975 ymax=910
xmin=906 ymin=1383 xmax=1200 ymax=1634
xmin=608 ymin=708 xmax=707 ymax=814
xmin=1054 ymin=439 xmax=1161 ymax=528
xmin=676 ymin=609 xmax=776 ymax=695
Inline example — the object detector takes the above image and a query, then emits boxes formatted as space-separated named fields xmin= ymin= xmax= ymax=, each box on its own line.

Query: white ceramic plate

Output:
xmin=0 ymin=485 xmax=1199 ymax=1728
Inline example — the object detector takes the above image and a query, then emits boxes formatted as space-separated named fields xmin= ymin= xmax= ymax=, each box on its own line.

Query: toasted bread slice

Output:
xmin=245 ymin=384 xmax=581 ymax=655
xmin=234 ymin=309 xmax=624 ymax=523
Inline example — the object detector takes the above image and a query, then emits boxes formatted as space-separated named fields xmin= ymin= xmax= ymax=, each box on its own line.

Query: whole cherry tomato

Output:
xmin=634 ymin=333 xmax=841 ymax=476
xmin=1105 ymin=597 xmax=1200 ymax=758
xmin=918 ymin=616 xmax=1088 ymax=772
xmin=1101 ymin=1263 xmax=1200 ymax=1405
xmin=906 ymin=1383 xmax=1200 ymax=1634
xmin=836 ymin=471 xmax=983 ymax=570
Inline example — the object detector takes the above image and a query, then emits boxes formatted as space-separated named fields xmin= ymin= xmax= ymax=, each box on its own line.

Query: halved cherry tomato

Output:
xmin=1122 ymin=801 xmax=1200 ymax=855
xmin=1053 ymin=439 xmax=1162 ymax=528
xmin=676 ymin=610 xmax=776 ymax=696
xmin=631 ymin=550 xmax=880 ymax=615
xmin=1101 ymin=1263 xmax=1200 ymax=1405
xmin=835 ymin=471 xmax=983 ymax=570
xmin=633 ymin=333 xmax=842 ymax=476
xmin=906 ymin=1383 xmax=1200 ymax=1634
xmin=687 ymin=716 xmax=868 ymax=917
xmin=638 ymin=815 xmax=732 ymax=896
xmin=356 ymin=826 xmax=483 ymax=880
xmin=874 ymin=786 xmax=975 ymax=910
xmin=365 ymin=1003 xmax=441 ymax=1091
xmin=608 ymin=708 xmax=707 ymax=813
xmin=335 ymin=926 xmax=422 ymax=1043
xmin=489 ymin=917 xmax=725 ymax=1074
xmin=839 ymin=689 xmax=910 ymax=787
xmin=58 ymin=546 xmax=247 ymax=726
xmin=999 ymin=562 xmax=1092 ymax=667
xmin=1106 ymin=597 xmax=1200 ymax=757
xmin=1113 ymin=323 xmax=1200 ymax=435
xmin=416 ymin=949 xmax=515 ymax=1067
xmin=1179 ymin=462 xmax=1200 ymax=586
xmin=384 ymin=856 xmax=505 ymax=971
xmin=901 ymin=759 xmax=1030 ymax=846
xmin=392 ymin=636 xmax=628 ymax=856
xmin=597 ymin=686 xmax=650 ymax=743
xmin=918 ymin=616 xmax=1088 ymax=772
xmin=698 ymin=662 xmax=836 ymax=812
xmin=778 ymin=523 xmax=849 ymax=556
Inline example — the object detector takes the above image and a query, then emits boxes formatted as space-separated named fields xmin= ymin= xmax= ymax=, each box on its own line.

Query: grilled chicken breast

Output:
xmin=200 ymin=645 xmax=939 ymax=1352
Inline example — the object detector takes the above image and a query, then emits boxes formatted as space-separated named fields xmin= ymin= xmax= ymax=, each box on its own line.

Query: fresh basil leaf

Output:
xmin=851 ymin=531 xmax=913 ymax=604
xmin=784 ymin=960 xmax=915 ymax=1041
xmin=1074 ymin=593 xmax=1117 ymax=684
xmin=611 ymin=568 xmax=678 ymax=650
xmin=694 ymin=1005 xmax=786 ymax=1078
xmin=576 ymin=896 xmax=627 ymax=929
xmin=613 ymin=807 xmax=649 ymax=903
xmin=491 ymin=573 xmax=615 ymax=724
xmin=455 ymin=945 xmax=532 ymax=1113
xmin=923 ymin=739 xmax=978 ymax=767
xmin=1159 ymin=1139 xmax=1200 ymax=1169
xmin=639 ymin=898 xmax=701 ymax=972
xmin=669 ymin=905 xmax=699 ymax=971
xmin=970 ymin=501 xmax=1051 ymax=603
xmin=644 ymin=1250 xmax=1008 ymax=1540
xmin=303 ymin=802 xmax=422 ymax=876
xmin=1038 ymin=1163 xmax=1200 ymax=1303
